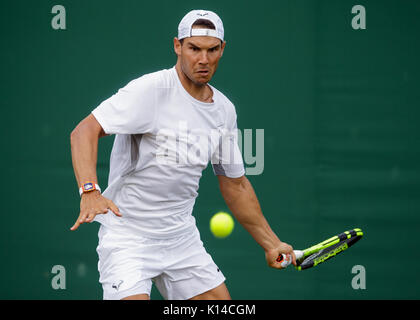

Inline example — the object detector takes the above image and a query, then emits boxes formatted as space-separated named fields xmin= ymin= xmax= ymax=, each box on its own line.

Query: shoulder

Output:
xmin=123 ymin=67 xmax=174 ymax=92
xmin=211 ymin=85 xmax=238 ymax=121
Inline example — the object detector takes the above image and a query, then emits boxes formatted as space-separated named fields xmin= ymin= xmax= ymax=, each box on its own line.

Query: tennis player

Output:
xmin=70 ymin=9 xmax=296 ymax=300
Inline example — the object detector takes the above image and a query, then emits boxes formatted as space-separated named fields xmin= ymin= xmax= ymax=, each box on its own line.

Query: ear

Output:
xmin=220 ymin=41 xmax=226 ymax=57
xmin=174 ymin=37 xmax=182 ymax=56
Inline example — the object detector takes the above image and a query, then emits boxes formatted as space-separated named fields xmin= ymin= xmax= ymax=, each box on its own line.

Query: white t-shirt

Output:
xmin=91 ymin=66 xmax=245 ymax=238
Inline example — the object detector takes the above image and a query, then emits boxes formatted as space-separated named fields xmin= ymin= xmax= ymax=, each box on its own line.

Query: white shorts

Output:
xmin=96 ymin=225 xmax=226 ymax=300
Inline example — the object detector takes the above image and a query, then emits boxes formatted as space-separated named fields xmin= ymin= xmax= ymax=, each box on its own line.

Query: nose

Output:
xmin=198 ymin=51 xmax=209 ymax=65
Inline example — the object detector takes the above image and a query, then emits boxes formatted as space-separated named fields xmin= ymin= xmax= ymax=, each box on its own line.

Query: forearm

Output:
xmin=220 ymin=177 xmax=281 ymax=251
xmin=70 ymin=126 xmax=99 ymax=188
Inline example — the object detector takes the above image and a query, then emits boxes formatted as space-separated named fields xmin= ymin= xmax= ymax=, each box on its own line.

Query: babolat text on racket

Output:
xmin=277 ymin=228 xmax=363 ymax=270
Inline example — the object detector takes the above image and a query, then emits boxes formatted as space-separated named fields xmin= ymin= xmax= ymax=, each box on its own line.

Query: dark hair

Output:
xmin=179 ymin=19 xmax=220 ymax=45
xmin=192 ymin=19 xmax=216 ymax=30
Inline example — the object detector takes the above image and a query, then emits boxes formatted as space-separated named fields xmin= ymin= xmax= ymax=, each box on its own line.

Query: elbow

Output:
xmin=70 ymin=126 xmax=82 ymax=147
xmin=70 ymin=128 xmax=77 ymax=141
xmin=70 ymin=132 xmax=77 ymax=151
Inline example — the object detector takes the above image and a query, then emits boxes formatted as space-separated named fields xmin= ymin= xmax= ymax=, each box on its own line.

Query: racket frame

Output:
xmin=295 ymin=228 xmax=363 ymax=270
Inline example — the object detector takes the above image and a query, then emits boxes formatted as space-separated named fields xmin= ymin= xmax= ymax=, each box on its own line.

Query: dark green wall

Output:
xmin=1 ymin=0 xmax=419 ymax=299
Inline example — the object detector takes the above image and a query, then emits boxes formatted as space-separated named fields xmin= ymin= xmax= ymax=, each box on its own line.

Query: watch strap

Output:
xmin=79 ymin=183 xmax=101 ymax=196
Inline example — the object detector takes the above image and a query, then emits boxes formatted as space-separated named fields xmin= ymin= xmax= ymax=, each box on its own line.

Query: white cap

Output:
xmin=178 ymin=10 xmax=224 ymax=41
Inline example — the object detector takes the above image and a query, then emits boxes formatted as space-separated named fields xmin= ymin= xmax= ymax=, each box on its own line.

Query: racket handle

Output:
xmin=294 ymin=250 xmax=304 ymax=260
xmin=276 ymin=250 xmax=304 ymax=268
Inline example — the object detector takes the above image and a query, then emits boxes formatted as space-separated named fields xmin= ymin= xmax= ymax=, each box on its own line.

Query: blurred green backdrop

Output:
xmin=1 ymin=0 xmax=419 ymax=299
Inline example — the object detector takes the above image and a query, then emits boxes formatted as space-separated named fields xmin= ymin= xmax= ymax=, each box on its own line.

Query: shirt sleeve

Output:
xmin=211 ymin=107 xmax=245 ymax=178
xmin=91 ymin=74 xmax=158 ymax=135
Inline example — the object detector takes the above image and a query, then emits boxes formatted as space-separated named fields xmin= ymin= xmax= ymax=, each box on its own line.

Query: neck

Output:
xmin=175 ymin=63 xmax=213 ymax=103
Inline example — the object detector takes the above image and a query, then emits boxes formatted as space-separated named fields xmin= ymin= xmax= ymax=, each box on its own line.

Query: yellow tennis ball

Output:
xmin=210 ymin=212 xmax=234 ymax=238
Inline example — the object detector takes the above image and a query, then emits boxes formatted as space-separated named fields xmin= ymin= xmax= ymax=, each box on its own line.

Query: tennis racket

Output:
xmin=276 ymin=228 xmax=363 ymax=270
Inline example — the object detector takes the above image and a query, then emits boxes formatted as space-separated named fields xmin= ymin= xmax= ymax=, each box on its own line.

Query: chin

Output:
xmin=193 ymin=77 xmax=209 ymax=85
xmin=197 ymin=73 xmax=213 ymax=84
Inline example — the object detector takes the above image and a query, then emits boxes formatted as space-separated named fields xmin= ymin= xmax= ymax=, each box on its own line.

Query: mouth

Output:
xmin=196 ymin=69 xmax=210 ymax=76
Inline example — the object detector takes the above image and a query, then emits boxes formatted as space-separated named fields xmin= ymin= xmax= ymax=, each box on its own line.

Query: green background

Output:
xmin=1 ymin=0 xmax=419 ymax=299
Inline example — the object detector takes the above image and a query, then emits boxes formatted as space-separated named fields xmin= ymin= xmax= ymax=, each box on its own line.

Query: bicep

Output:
xmin=217 ymin=174 xmax=246 ymax=194
xmin=89 ymin=114 xmax=109 ymax=138
xmin=73 ymin=114 xmax=108 ymax=139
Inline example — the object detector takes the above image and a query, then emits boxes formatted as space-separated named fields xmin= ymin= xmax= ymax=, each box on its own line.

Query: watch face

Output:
xmin=83 ymin=183 xmax=94 ymax=192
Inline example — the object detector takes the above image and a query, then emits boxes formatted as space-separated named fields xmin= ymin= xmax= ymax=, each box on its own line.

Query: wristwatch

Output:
xmin=79 ymin=182 xmax=101 ymax=196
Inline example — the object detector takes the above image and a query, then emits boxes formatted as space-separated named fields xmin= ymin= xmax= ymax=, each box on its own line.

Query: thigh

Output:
xmin=189 ymin=282 xmax=231 ymax=300
xmin=155 ymin=228 xmax=227 ymax=300
xmin=96 ymin=226 xmax=160 ymax=300
xmin=122 ymin=293 xmax=150 ymax=300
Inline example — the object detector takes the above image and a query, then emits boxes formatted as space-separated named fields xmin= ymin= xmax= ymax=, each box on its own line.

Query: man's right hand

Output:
xmin=70 ymin=191 xmax=122 ymax=231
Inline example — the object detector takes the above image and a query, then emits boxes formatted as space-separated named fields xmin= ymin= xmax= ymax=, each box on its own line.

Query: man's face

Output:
xmin=174 ymin=34 xmax=226 ymax=85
